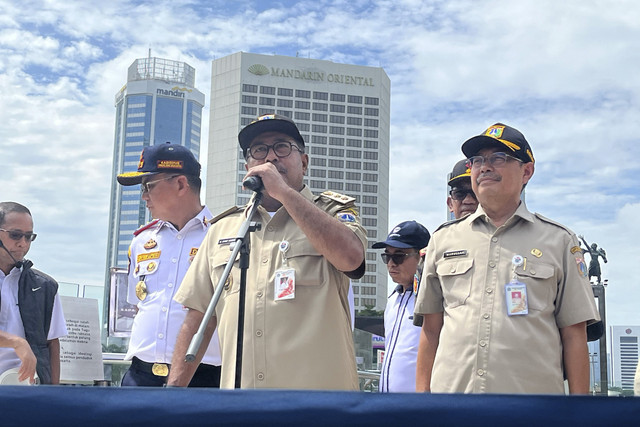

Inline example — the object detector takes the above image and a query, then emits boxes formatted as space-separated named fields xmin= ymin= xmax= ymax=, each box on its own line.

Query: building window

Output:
xmin=241 ymin=106 xmax=257 ymax=116
xmin=328 ymin=148 xmax=344 ymax=157
xmin=260 ymin=97 xmax=275 ymax=106
xmin=364 ymin=129 xmax=378 ymax=138
xmin=296 ymin=89 xmax=311 ymax=98
xmin=278 ymin=99 xmax=293 ymax=108
xmin=366 ymin=230 xmax=377 ymax=239
xmin=329 ymin=126 xmax=345 ymax=135
xmin=362 ymin=218 xmax=377 ymax=227
xmin=277 ymin=110 xmax=292 ymax=118
xmin=242 ymin=95 xmax=257 ymax=104
xmin=313 ymin=91 xmax=328 ymax=100
xmin=345 ymin=172 xmax=361 ymax=180
xmin=259 ymin=108 xmax=275 ymax=115
xmin=362 ymin=206 xmax=377 ymax=215
xmin=312 ymin=135 xmax=327 ymax=144
xmin=346 ymin=139 xmax=362 ymax=148
xmin=295 ymin=101 xmax=311 ymax=109
xmin=345 ymin=183 xmax=361 ymax=192
xmin=363 ymin=173 xmax=378 ymax=182
xmin=346 ymin=128 xmax=362 ymax=136
xmin=363 ymin=151 xmax=378 ymax=160
xmin=241 ymin=117 xmax=252 ymax=125
xmin=311 ymin=146 xmax=327 ymax=155
xmin=364 ymin=118 xmax=379 ymax=127
xmin=312 ymin=102 xmax=328 ymax=111
xmin=328 ymin=159 xmax=344 ymax=168
xmin=310 ymin=169 xmax=326 ymax=177
xmin=364 ymin=107 xmax=379 ymax=116
xmin=311 ymin=158 xmax=327 ymax=167
xmin=348 ymin=95 xmax=363 ymax=104
xmin=328 ymin=170 xmax=344 ymax=179
xmin=328 ymin=181 xmax=343 ymax=190
xmin=330 ymin=115 xmax=345 ymax=124
xmin=362 ymin=195 xmax=377 ymax=204
xmin=347 ymin=117 xmax=362 ymax=126
xmin=278 ymin=88 xmax=293 ymax=96
xmin=347 ymin=106 xmax=362 ymax=115
xmin=330 ymin=93 xmax=345 ymax=102
xmin=298 ymin=123 xmax=310 ymax=131
xmin=312 ymin=113 xmax=328 ymax=122
xmin=363 ymin=184 xmax=378 ymax=193
xmin=329 ymin=137 xmax=344 ymax=146
xmin=312 ymin=124 xmax=327 ymax=133
xmin=310 ymin=179 xmax=326 ymax=188
xmin=365 ymin=97 xmax=379 ymax=105
xmin=260 ymin=86 xmax=276 ymax=95
xmin=364 ymin=140 xmax=378 ymax=149
xmin=346 ymin=161 xmax=361 ymax=169
xmin=243 ymin=84 xmax=257 ymax=93
xmin=295 ymin=111 xmax=310 ymax=121
xmin=330 ymin=104 xmax=346 ymax=113
xmin=346 ymin=150 xmax=361 ymax=159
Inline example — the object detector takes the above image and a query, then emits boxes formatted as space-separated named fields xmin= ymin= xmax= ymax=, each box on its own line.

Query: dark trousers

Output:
xmin=121 ymin=357 xmax=221 ymax=387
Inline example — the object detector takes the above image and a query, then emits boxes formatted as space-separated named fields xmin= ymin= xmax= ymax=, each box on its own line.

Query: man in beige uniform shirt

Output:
xmin=168 ymin=114 xmax=366 ymax=390
xmin=415 ymin=123 xmax=599 ymax=394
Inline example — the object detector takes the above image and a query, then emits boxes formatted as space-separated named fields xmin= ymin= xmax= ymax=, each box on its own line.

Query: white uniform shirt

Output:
xmin=379 ymin=285 xmax=420 ymax=392
xmin=0 ymin=266 xmax=67 ymax=375
xmin=125 ymin=206 xmax=221 ymax=366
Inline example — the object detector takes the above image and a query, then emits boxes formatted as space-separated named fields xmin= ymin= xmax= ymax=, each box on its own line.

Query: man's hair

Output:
xmin=185 ymin=175 xmax=202 ymax=194
xmin=0 ymin=202 xmax=31 ymax=227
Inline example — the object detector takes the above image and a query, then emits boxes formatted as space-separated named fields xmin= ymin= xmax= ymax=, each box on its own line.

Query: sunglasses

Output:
xmin=450 ymin=189 xmax=477 ymax=201
xmin=0 ymin=228 xmax=37 ymax=242
xmin=381 ymin=252 xmax=419 ymax=265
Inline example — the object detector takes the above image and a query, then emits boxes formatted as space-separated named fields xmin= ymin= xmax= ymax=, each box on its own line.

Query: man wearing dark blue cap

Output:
xmin=373 ymin=221 xmax=430 ymax=392
xmin=415 ymin=124 xmax=599 ymax=395
xmin=117 ymin=142 xmax=221 ymax=387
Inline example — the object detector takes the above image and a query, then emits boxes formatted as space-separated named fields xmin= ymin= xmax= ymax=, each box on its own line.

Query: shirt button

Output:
xmin=158 ymin=333 xmax=164 ymax=339
xmin=477 ymin=369 xmax=485 ymax=376
xmin=168 ymin=283 xmax=173 ymax=288
xmin=267 ymin=226 xmax=274 ymax=232
xmin=483 ymin=313 xmax=490 ymax=319
xmin=162 ymin=307 xmax=167 ymax=312
xmin=177 ymin=235 xmax=183 ymax=240
xmin=530 ymin=269 xmax=536 ymax=275
xmin=172 ymin=258 xmax=177 ymax=263
xmin=488 ymin=261 xmax=495 ymax=268
xmin=485 ymin=288 xmax=493 ymax=294
xmin=257 ymin=373 xmax=264 ymax=380
xmin=262 ymin=257 xmax=268 ymax=264
xmin=257 ymin=291 xmax=263 ymax=298
xmin=491 ymin=237 xmax=498 ymax=243
xmin=256 ymin=330 xmax=263 ymax=337
xmin=479 ymin=340 xmax=487 ymax=347
xmin=450 ymin=267 xmax=456 ymax=273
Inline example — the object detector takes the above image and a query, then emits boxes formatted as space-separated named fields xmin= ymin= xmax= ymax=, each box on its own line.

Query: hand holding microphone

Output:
xmin=242 ymin=176 xmax=263 ymax=192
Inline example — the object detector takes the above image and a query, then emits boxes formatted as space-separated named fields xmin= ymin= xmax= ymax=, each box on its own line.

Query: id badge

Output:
xmin=274 ymin=268 xmax=295 ymax=301
xmin=505 ymin=281 xmax=528 ymax=316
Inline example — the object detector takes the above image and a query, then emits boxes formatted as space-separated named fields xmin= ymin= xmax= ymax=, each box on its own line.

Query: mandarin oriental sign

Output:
xmin=248 ymin=64 xmax=374 ymax=87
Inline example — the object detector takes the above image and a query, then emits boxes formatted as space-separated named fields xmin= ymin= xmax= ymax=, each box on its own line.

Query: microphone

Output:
xmin=243 ymin=176 xmax=263 ymax=192
xmin=0 ymin=239 xmax=23 ymax=269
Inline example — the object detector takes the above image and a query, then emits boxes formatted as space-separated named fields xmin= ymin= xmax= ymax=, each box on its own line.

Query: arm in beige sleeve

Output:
xmin=416 ymin=312 xmax=443 ymax=392
xmin=167 ymin=309 xmax=217 ymax=387
xmin=560 ymin=321 xmax=589 ymax=394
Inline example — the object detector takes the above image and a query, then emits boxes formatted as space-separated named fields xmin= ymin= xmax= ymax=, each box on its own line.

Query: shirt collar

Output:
xmin=469 ymin=201 xmax=534 ymax=226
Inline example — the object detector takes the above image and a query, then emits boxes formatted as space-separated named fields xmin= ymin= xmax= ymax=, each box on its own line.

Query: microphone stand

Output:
xmin=185 ymin=190 xmax=263 ymax=389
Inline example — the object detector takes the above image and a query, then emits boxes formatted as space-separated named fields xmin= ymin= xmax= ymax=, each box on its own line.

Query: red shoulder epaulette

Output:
xmin=133 ymin=219 xmax=160 ymax=236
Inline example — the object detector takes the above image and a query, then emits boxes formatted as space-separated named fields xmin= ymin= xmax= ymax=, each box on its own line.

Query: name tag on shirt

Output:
xmin=505 ymin=281 xmax=528 ymax=316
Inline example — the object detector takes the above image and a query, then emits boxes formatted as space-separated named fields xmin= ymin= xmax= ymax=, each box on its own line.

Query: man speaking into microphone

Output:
xmin=169 ymin=114 xmax=367 ymax=390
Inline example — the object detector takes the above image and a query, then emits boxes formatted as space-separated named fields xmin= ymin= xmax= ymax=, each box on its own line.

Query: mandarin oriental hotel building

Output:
xmin=206 ymin=52 xmax=390 ymax=311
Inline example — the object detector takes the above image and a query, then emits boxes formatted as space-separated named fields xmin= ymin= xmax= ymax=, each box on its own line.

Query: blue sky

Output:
xmin=1 ymin=0 xmax=638 ymax=326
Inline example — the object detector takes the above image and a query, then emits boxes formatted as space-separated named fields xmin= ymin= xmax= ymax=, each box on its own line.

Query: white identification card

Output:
xmin=505 ymin=281 xmax=528 ymax=316
xmin=274 ymin=268 xmax=295 ymax=301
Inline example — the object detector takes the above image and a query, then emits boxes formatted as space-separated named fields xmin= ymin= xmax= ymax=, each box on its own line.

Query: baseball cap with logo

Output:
xmin=117 ymin=142 xmax=201 ymax=186
xmin=448 ymin=159 xmax=472 ymax=187
xmin=238 ymin=114 xmax=305 ymax=155
xmin=372 ymin=220 xmax=431 ymax=250
xmin=461 ymin=123 xmax=535 ymax=163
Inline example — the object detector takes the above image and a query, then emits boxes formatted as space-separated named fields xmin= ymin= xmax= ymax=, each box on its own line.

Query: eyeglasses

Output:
xmin=0 ymin=228 xmax=37 ymax=242
xmin=450 ymin=189 xmax=477 ymax=201
xmin=248 ymin=141 xmax=303 ymax=160
xmin=381 ymin=252 xmax=419 ymax=265
xmin=466 ymin=152 xmax=522 ymax=170
xmin=141 ymin=175 xmax=180 ymax=193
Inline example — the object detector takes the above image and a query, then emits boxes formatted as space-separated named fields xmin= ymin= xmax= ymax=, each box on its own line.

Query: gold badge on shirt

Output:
xmin=144 ymin=239 xmax=157 ymax=249
xmin=135 ymin=281 xmax=147 ymax=301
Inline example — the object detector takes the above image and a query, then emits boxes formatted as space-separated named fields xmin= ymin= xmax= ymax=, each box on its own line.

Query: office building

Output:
xmin=206 ymin=52 xmax=390 ymax=311
xmin=610 ymin=325 xmax=640 ymax=390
